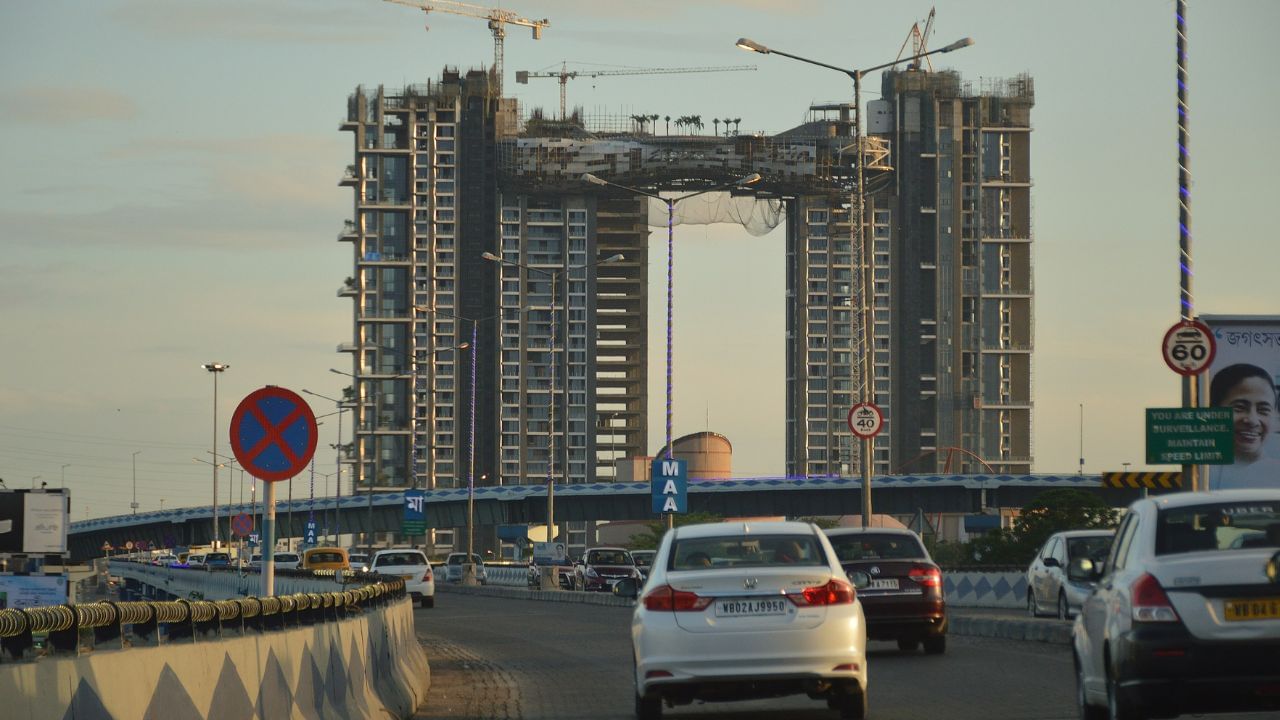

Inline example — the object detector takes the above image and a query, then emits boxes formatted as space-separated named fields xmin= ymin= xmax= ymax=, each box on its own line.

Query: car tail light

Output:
xmin=788 ymin=579 xmax=855 ymax=606
xmin=641 ymin=584 xmax=713 ymax=612
xmin=1131 ymin=573 xmax=1179 ymax=623
xmin=909 ymin=565 xmax=942 ymax=588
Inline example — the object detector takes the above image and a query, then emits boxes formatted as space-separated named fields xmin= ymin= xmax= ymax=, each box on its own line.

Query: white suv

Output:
xmin=369 ymin=549 xmax=435 ymax=608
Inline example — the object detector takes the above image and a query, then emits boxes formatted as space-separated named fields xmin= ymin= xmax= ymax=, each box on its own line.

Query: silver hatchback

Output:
xmin=1026 ymin=529 xmax=1114 ymax=619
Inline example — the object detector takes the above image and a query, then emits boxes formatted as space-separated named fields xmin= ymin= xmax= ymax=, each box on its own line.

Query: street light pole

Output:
xmin=202 ymin=362 xmax=230 ymax=547
xmin=60 ymin=464 xmax=70 ymax=490
xmin=736 ymin=35 xmax=973 ymax=528
xmin=131 ymin=451 xmax=141 ymax=514
xmin=302 ymin=388 xmax=349 ymax=545
xmin=482 ymin=252 xmax=624 ymax=547
xmin=582 ymin=173 xmax=758 ymax=527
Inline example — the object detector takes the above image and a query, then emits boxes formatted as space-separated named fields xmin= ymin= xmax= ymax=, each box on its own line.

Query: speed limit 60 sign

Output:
xmin=847 ymin=402 xmax=884 ymax=439
xmin=1162 ymin=320 xmax=1216 ymax=376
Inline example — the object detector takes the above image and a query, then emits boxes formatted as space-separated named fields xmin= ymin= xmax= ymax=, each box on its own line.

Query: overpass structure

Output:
xmin=68 ymin=473 xmax=1153 ymax=560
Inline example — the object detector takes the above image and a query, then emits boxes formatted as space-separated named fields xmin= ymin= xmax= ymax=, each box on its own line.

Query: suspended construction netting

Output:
xmin=645 ymin=193 xmax=785 ymax=237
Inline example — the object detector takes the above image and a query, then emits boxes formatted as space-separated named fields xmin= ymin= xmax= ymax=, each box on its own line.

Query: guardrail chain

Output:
xmin=0 ymin=573 xmax=406 ymax=663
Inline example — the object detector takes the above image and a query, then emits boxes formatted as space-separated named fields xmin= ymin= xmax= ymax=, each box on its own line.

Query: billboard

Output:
xmin=1199 ymin=316 xmax=1280 ymax=490
xmin=0 ymin=574 xmax=68 ymax=610
xmin=0 ymin=490 xmax=69 ymax=554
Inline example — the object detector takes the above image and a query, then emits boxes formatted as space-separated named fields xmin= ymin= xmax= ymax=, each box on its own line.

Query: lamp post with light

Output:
xmin=301 ymin=388 xmax=349 ymax=544
xmin=202 ymin=362 xmax=230 ymax=546
xmin=331 ymin=344 xmax=468 ymax=555
xmin=481 ymin=252 xmax=625 ymax=546
xmin=416 ymin=305 xmax=504 ymax=585
xmin=735 ymin=35 xmax=973 ymax=528
xmin=581 ymin=174 xmax=759 ymax=480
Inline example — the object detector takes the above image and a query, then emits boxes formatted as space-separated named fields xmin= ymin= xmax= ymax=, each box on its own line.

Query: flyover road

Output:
xmin=411 ymin=594 xmax=1081 ymax=720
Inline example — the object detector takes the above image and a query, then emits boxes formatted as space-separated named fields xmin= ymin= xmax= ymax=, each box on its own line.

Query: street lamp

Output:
xmin=131 ymin=451 xmax=141 ymax=514
xmin=202 ymin=362 xmax=230 ymax=546
xmin=482 ymin=251 xmax=625 ymax=547
xmin=302 ymin=388 xmax=349 ymax=545
xmin=582 ymin=173 xmax=759 ymax=489
xmin=737 ymin=34 xmax=973 ymax=528
xmin=332 ymin=345 xmax=468 ymax=555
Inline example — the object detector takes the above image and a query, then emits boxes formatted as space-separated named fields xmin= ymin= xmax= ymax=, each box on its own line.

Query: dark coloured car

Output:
xmin=824 ymin=527 xmax=948 ymax=654
xmin=573 ymin=546 xmax=642 ymax=592
xmin=203 ymin=552 xmax=232 ymax=569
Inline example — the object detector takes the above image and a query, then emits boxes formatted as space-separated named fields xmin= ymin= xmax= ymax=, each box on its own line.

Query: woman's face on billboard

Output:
xmin=1223 ymin=376 xmax=1276 ymax=461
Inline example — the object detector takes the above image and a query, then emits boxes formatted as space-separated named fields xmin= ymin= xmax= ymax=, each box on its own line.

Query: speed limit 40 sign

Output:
xmin=847 ymin=402 xmax=884 ymax=439
xmin=1162 ymin=320 xmax=1216 ymax=376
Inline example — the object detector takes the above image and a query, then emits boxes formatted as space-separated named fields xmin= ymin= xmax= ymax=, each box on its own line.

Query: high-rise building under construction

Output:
xmin=333 ymin=65 xmax=1034 ymax=512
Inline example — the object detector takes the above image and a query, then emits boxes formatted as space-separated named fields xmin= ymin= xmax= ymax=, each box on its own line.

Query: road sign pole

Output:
xmin=262 ymin=481 xmax=276 ymax=597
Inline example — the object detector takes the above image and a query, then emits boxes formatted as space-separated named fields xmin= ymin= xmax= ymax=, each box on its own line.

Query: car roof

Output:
xmin=586 ymin=546 xmax=629 ymax=553
xmin=374 ymin=548 xmax=425 ymax=556
xmin=1052 ymin=529 xmax=1114 ymax=539
xmin=673 ymin=520 xmax=816 ymax=539
xmin=824 ymin=527 xmax=921 ymax=538
xmin=1145 ymin=489 xmax=1280 ymax=510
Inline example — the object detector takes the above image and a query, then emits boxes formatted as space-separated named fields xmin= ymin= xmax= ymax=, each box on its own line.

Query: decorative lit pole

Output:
xmin=1175 ymin=0 xmax=1199 ymax=491
xmin=131 ymin=451 xmax=141 ymax=514
xmin=202 ymin=362 xmax=230 ymax=546
xmin=482 ymin=252 xmax=625 ymax=544
xmin=736 ymin=35 xmax=973 ymax=527
xmin=582 ymin=173 xmax=759 ymax=527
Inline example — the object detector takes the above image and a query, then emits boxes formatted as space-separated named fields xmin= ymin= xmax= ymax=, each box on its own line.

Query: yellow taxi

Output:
xmin=301 ymin=546 xmax=350 ymax=571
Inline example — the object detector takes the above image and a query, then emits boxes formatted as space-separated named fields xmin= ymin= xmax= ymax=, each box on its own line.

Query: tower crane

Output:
xmin=894 ymin=6 xmax=937 ymax=71
xmin=516 ymin=63 xmax=757 ymax=120
xmin=382 ymin=0 xmax=549 ymax=96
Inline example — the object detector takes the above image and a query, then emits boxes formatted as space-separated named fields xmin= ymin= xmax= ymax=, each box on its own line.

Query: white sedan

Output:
xmin=620 ymin=520 xmax=870 ymax=719
xmin=1074 ymin=489 xmax=1280 ymax=719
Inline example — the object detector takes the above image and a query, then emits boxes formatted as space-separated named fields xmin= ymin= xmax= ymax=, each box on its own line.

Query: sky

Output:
xmin=2 ymin=0 xmax=1278 ymax=520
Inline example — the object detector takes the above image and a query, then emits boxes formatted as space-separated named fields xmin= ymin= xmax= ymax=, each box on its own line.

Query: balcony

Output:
xmin=339 ymin=220 xmax=358 ymax=243
xmin=336 ymin=342 xmax=358 ymax=353
xmin=339 ymin=165 xmax=359 ymax=187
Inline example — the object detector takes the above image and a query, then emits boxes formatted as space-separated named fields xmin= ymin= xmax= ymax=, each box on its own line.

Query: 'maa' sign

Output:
xmin=651 ymin=458 xmax=688 ymax=514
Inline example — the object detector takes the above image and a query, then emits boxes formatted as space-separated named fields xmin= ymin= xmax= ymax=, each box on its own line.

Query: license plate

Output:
xmin=401 ymin=574 xmax=414 ymax=580
xmin=1225 ymin=597 xmax=1280 ymax=621
xmin=716 ymin=598 xmax=789 ymax=617
xmin=870 ymin=578 xmax=899 ymax=590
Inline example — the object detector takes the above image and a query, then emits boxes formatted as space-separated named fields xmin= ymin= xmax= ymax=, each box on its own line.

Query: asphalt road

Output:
xmin=411 ymin=594 xmax=1080 ymax=720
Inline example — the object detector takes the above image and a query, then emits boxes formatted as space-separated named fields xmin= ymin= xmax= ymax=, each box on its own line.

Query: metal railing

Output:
xmin=0 ymin=568 xmax=405 ymax=664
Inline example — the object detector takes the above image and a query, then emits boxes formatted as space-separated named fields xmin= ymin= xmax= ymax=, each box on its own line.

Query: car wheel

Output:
xmin=922 ymin=635 xmax=947 ymax=655
xmin=1058 ymin=591 xmax=1070 ymax=621
xmin=1076 ymin=655 xmax=1106 ymax=720
xmin=896 ymin=638 xmax=919 ymax=652
xmin=634 ymin=690 xmax=661 ymax=720
xmin=1106 ymin=667 xmax=1144 ymax=720
xmin=831 ymin=687 xmax=867 ymax=720
xmin=1027 ymin=590 xmax=1039 ymax=617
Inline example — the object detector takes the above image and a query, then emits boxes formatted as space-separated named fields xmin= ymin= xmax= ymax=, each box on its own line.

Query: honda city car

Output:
xmin=1027 ymin=529 xmax=1114 ymax=619
xmin=619 ymin=520 xmax=870 ymax=719
xmin=369 ymin=548 xmax=435 ymax=608
xmin=1074 ymin=490 xmax=1280 ymax=719
xmin=825 ymin=527 xmax=948 ymax=654
xmin=573 ymin=547 xmax=643 ymax=592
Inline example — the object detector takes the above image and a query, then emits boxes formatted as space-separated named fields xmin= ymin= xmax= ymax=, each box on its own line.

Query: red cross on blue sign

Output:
xmin=229 ymin=386 xmax=318 ymax=482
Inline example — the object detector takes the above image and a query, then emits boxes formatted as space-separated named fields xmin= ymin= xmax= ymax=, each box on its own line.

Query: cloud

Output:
xmin=0 ymin=87 xmax=136 ymax=125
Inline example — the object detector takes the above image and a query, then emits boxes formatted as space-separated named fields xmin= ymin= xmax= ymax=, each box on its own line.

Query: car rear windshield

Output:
xmin=1066 ymin=536 xmax=1112 ymax=562
xmin=377 ymin=553 xmax=426 ymax=567
xmin=276 ymin=554 xmax=299 ymax=562
xmin=587 ymin=550 xmax=632 ymax=565
xmin=669 ymin=534 xmax=825 ymax=570
xmin=828 ymin=533 xmax=926 ymax=562
xmin=206 ymin=553 xmax=230 ymax=562
xmin=1156 ymin=501 xmax=1280 ymax=555
xmin=308 ymin=552 xmax=345 ymax=564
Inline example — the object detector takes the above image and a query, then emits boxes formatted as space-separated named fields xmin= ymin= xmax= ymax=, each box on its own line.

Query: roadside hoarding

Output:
xmin=1198 ymin=315 xmax=1280 ymax=490
xmin=0 ymin=489 xmax=69 ymax=554
xmin=0 ymin=574 xmax=67 ymax=610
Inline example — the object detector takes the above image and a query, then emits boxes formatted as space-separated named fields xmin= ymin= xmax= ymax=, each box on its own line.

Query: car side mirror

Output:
xmin=1043 ymin=557 xmax=1060 ymax=568
xmin=613 ymin=578 xmax=639 ymax=599
xmin=846 ymin=569 xmax=872 ymax=590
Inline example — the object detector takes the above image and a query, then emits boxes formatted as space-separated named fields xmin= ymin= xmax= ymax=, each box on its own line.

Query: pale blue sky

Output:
xmin=2 ymin=1 xmax=1277 ymax=519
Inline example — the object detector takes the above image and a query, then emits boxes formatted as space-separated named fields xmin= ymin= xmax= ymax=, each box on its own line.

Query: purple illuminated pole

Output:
xmin=1176 ymin=1 xmax=1198 ymax=490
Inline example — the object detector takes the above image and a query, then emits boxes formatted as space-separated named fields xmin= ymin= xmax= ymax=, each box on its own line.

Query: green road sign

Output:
xmin=1146 ymin=408 xmax=1234 ymax=465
